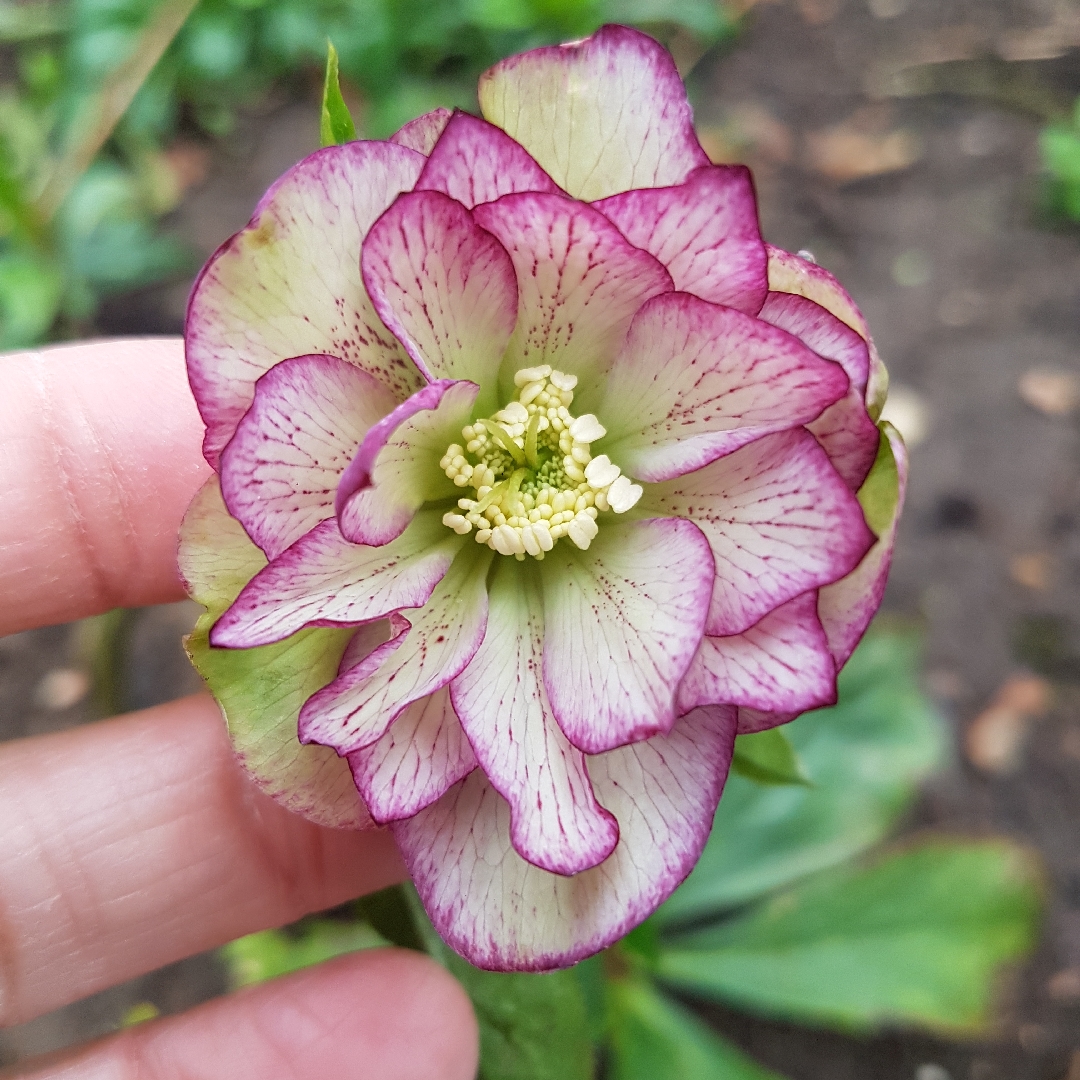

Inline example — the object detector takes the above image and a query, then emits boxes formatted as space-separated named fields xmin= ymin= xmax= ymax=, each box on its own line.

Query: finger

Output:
xmin=0 ymin=338 xmax=209 ymax=636
xmin=4 ymin=949 xmax=479 ymax=1080
xmin=0 ymin=694 xmax=407 ymax=1027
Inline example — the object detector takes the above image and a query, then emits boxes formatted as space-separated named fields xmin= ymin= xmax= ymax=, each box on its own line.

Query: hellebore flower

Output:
xmin=179 ymin=24 xmax=906 ymax=972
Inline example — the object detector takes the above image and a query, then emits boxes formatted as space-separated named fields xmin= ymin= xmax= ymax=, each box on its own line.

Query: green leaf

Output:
xmin=657 ymin=626 xmax=948 ymax=923
xmin=453 ymin=961 xmax=595 ymax=1080
xmin=0 ymin=252 xmax=62 ymax=349
xmin=0 ymin=1 xmax=68 ymax=43
xmin=607 ymin=974 xmax=785 ymax=1080
xmin=354 ymin=884 xmax=425 ymax=952
xmin=730 ymin=727 xmax=811 ymax=787
xmin=600 ymin=0 xmax=737 ymax=42
xmin=657 ymin=838 xmax=1043 ymax=1036
xmin=221 ymin=920 xmax=387 ymax=989
xmin=320 ymin=40 xmax=356 ymax=147
xmin=404 ymin=885 xmax=594 ymax=1080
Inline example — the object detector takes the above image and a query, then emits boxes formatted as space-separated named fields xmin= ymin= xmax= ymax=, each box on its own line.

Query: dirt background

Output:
xmin=5 ymin=0 xmax=1080 ymax=1076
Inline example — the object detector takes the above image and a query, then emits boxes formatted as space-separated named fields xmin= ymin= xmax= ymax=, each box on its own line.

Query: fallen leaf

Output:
xmin=965 ymin=675 xmax=1052 ymax=775
xmin=1018 ymin=367 xmax=1080 ymax=417
xmin=795 ymin=0 xmax=841 ymax=24
xmin=163 ymin=140 xmax=210 ymax=195
xmin=1046 ymin=968 xmax=1080 ymax=1002
xmin=1009 ymin=553 xmax=1052 ymax=592
xmin=805 ymin=124 xmax=921 ymax=181
xmin=34 ymin=668 xmax=91 ymax=711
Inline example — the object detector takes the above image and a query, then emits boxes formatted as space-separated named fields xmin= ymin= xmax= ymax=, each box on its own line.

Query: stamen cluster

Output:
xmin=440 ymin=365 xmax=643 ymax=559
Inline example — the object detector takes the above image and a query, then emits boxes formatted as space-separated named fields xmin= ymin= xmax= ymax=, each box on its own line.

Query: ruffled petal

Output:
xmin=362 ymin=190 xmax=519 ymax=392
xmin=219 ymin=354 xmax=399 ymax=561
xmin=807 ymin=387 xmax=881 ymax=490
xmin=472 ymin=192 xmax=672 ymax=401
xmin=478 ymin=24 xmax=709 ymax=201
xmin=209 ymin=510 xmax=463 ymax=648
xmin=594 ymin=165 xmax=767 ymax=314
xmin=600 ymin=292 xmax=850 ymax=483
xmin=759 ymin=287 xmax=878 ymax=489
xmin=298 ymin=547 xmax=493 ymax=753
xmin=187 ymin=141 xmax=427 ymax=467
xmin=393 ymin=704 xmax=737 ymax=972
xmin=757 ymin=290 xmax=869 ymax=391
xmin=766 ymin=245 xmax=888 ymax=417
xmin=736 ymin=707 xmax=799 ymax=735
xmin=640 ymin=428 xmax=875 ymax=637
xmin=179 ymin=477 xmax=372 ymax=829
xmin=540 ymin=518 xmax=714 ymax=754
xmin=818 ymin=423 xmax=907 ymax=666
xmin=416 ymin=110 xmax=561 ymax=208
xmin=347 ymin=688 xmax=478 ymax=823
xmin=390 ymin=108 xmax=453 ymax=154
xmin=336 ymin=380 xmax=479 ymax=547
xmin=676 ymin=592 xmax=836 ymax=714
xmin=451 ymin=558 xmax=619 ymax=876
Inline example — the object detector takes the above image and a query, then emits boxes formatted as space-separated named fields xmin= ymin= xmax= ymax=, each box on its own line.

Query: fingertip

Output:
xmin=150 ymin=946 xmax=481 ymax=1080
xmin=300 ymin=949 xmax=480 ymax=1080
xmin=13 ymin=947 xmax=480 ymax=1080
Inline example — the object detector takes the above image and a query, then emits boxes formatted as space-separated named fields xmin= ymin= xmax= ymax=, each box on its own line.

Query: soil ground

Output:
xmin=5 ymin=0 xmax=1080 ymax=1076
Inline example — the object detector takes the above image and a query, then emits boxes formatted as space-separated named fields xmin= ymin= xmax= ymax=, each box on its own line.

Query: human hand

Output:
xmin=0 ymin=338 xmax=479 ymax=1079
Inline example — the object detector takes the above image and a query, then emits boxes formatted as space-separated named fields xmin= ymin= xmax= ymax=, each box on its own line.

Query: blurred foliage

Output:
xmin=218 ymin=625 xmax=1045 ymax=1080
xmin=0 ymin=0 xmax=738 ymax=350
xmin=1041 ymin=97 xmax=1080 ymax=222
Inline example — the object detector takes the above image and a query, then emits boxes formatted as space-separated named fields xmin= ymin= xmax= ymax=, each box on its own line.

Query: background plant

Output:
xmin=217 ymin=627 xmax=1044 ymax=1080
xmin=0 ymin=0 xmax=738 ymax=350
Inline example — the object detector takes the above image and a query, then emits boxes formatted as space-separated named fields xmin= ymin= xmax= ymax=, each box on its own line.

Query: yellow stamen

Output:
xmin=441 ymin=366 xmax=643 ymax=558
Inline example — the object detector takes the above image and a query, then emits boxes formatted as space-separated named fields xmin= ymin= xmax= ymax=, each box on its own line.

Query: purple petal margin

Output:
xmin=393 ymin=704 xmax=738 ymax=972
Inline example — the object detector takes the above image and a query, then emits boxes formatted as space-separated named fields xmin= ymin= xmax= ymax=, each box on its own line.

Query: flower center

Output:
xmin=439 ymin=365 xmax=643 ymax=560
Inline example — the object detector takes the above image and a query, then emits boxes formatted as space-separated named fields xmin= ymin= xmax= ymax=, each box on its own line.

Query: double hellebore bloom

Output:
xmin=180 ymin=25 xmax=906 ymax=971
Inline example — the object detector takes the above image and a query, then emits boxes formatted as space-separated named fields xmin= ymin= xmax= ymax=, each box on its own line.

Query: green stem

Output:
xmin=74 ymin=607 xmax=133 ymax=717
xmin=35 ymin=0 xmax=200 ymax=221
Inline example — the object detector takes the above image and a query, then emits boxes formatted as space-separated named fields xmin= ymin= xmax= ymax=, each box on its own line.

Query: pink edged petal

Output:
xmin=472 ymin=193 xmax=672 ymax=401
xmin=219 ymin=354 xmax=399 ymax=561
xmin=347 ymin=688 xmax=478 ymax=824
xmin=298 ymin=546 xmax=493 ymax=754
xmin=394 ymin=704 xmax=738 ymax=972
xmin=600 ymin=292 xmax=850 ymax=484
xmin=736 ymin=707 xmax=798 ymax=735
xmin=676 ymin=592 xmax=836 ymax=715
xmin=362 ymin=190 xmax=518 ymax=391
xmin=416 ymin=110 xmax=561 ymax=208
xmin=758 ymin=290 xmax=869 ymax=391
xmin=450 ymin=558 xmax=619 ymax=876
xmin=187 ymin=141 xmax=428 ymax=467
xmin=640 ymin=427 xmax=875 ymax=637
xmin=336 ymin=379 xmax=479 ymax=547
xmin=390 ymin=108 xmax=453 ymax=154
xmin=338 ymin=618 xmax=396 ymax=671
xmin=807 ymin=387 xmax=881 ymax=490
xmin=540 ymin=518 xmax=714 ymax=755
xmin=478 ymin=24 xmax=709 ymax=201
xmin=179 ymin=477 xmax=372 ymax=829
xmin=209 ymin=509 xmax=463 ymax=648
xmin=818 ymin=422 xmax=907 ymax=667
xmin=766 ymin=244 xmax=888 ymax=417
xmin=595 ymin=165 xmax=767 ymax=315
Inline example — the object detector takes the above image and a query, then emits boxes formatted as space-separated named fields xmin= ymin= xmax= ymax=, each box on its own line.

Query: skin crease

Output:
xmin=0 ymin=339 xmax=479 ymax=1080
